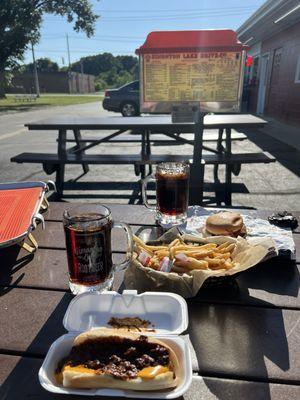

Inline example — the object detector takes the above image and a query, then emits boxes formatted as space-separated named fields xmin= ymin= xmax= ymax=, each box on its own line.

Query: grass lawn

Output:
xmin=0 ymin=94 xmax=102 ymax=112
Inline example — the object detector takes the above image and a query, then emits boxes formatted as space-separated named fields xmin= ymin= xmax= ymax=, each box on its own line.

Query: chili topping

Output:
xmin=108 ymin=316 xmax=155 ymax=331
xmin=56 ymin=335 xmax=170 ymax=380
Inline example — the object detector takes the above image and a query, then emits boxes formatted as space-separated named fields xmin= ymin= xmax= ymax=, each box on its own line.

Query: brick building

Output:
xmin=237 ymin=0 xmax=300 ymax=127
xmin=7 ymin=71 xmax=95 ymax=94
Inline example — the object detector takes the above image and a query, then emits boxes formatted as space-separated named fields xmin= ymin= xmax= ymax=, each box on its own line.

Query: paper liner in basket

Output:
xmin=124 ymin=232 xmax=277 ymax=298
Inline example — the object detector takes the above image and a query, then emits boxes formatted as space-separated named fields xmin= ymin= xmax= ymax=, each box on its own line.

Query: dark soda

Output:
xmin=64 ymin=213 xmax=113 ymax=286
xmin=156 ymin=171 xmax=189 ymax=215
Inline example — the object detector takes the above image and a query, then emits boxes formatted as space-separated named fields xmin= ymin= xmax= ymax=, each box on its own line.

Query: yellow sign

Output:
xmin=143 ymin=52 xmax=242 ymax=102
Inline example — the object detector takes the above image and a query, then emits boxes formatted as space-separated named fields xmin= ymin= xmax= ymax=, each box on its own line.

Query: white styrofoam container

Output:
xmin=39 ymin=290 xmax=192 ymax=399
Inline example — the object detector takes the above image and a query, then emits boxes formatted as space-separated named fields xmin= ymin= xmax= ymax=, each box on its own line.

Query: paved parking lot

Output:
xmin=0 ymin=101 xmax=299 ymax=210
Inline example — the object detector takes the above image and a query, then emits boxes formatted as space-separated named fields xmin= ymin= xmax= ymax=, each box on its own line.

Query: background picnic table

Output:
xmin=11 ymin=114 xmax=275 ymax=206
xmin=0 ymin=203 xmax=299 ymax=399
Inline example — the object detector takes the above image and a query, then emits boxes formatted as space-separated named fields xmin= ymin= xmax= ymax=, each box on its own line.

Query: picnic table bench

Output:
xmin=14 ymin=94 xmax=38 ymax=102
xmin=0 ymin=203 xmax=299 ymax=399
xmin=11 ymin=114 xmax=275 ymax=205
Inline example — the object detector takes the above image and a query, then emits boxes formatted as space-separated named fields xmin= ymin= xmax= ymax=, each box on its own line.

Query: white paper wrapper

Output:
xmin=124 ymin=234 xmax=278 ymax=298
xmin=186 ymin=212 xmax=295 ymax=259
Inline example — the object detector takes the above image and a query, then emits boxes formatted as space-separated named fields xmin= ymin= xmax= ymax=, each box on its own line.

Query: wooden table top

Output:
xmin=25 ymin=114 xmax=267 ymax=131
xmin=0 ymin=203 xmax=299 ymax=399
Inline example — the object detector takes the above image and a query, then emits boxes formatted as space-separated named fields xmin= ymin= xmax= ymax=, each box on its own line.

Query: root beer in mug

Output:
xmin=142 ymin=162 xmax=190 ymax=226
xmin=63 ymin=204 xmax=133 ymax=294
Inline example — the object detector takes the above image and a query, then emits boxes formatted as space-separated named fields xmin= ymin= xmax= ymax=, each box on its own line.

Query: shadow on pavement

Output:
xmin=242 ymin=128 xmax=300 ymax=178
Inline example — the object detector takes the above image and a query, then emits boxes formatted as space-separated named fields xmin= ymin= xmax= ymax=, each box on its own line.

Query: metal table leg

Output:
xmin=73 ymin=129 xmax=89 ymax=175
xmin=189 ymin=111 xmax=206 ymax=205
xmin=213 ymin=128 xmax=223 ymax=183
xmin=146 ymin=129 xmax=152 ymax=175
xmin=225 ymin=128 xmax=232 ymax=206
xmin=140 ymin=129 xmax=147 ymax=179
xmin=56 ymin=129 xmax=66 ymax=198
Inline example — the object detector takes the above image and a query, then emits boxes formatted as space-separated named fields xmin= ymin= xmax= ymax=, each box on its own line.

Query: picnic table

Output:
xmin=11 ymin=114 xmax=275 ymax=206
xmin=0 ymin=202 xmax=299 ymax=399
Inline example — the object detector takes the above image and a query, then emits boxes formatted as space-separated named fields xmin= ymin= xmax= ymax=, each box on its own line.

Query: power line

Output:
xmin=41 ymin=36 xmax=142 ymax=43
xmin=98 ymin=11 xmax=256 ymax=22
xmin=34 ymin=50 xmax=135 ymax=54
xmin=42 ymin=34 xmax=144 ymax=39
xmin=45 ymin=11 xmax=256 ymax=23
xmin=44 ymin=6 xmax=259 ymax=22
xmin=92 ymin=5 xmax=261 ymax=13
xmin=97 ymin=8 xmax=257 ymax=17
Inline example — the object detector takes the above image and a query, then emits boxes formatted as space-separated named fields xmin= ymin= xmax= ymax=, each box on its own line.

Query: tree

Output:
xmin=116 ymin=55 xmax=138 ymax=73
xmin=0 ymin=0 xmax=99 ymax=97
xmin=23 ymin=58 xmax=59 ymax=73
xmin=71 ymin=53 xmax=119 ymax=75
xmin=71 ymin=52 xmax=139 ymax=91
xmin=71 ymin=53 xmax=138 ymax=76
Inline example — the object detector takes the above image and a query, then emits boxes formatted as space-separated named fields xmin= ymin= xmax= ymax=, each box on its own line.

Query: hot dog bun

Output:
xmin=59 ymin=328 xmax=179 ymax=391
xmin=62 ymin=367 xmax=176 ymax=390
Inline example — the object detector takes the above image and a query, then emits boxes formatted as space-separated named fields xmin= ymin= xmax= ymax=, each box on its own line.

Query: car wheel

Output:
xmin=121 ymin=102 xmax=138 ymax=117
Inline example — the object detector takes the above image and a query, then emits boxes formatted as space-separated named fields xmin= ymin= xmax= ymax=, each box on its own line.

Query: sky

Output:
xmin=23 ymin=0 xmax=266 ymax=66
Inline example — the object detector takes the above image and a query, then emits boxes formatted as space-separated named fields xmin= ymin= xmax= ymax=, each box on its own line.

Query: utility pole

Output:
xmin=66 ymin=34 xmax=71 ymax=93
xmin=80 ymin=59 xmax=84 ymax=94
xmin=66 ymin=34 xmax=71 ymax=70
xmin=31 ymin=42 xmax=40 ymax=97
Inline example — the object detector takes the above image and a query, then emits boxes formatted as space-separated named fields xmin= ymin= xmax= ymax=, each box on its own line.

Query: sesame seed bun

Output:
xmin=205 ymin=212 xmax=246 ymax=237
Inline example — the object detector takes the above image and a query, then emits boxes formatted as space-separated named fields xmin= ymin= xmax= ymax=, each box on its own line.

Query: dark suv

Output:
xmin=102 ymin=80 xmax=140 ymax=116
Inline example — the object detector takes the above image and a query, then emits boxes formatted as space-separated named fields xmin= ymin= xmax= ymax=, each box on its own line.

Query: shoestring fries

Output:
xmin=133 ymin=235 xmax=237 ymax=273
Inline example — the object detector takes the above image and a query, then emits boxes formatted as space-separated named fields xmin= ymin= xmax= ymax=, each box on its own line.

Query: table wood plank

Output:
xmin=43 ymin=204 xmax=300 ymax=234
xmin=0 ymin=288 xmax=299 ymax=382
xmin=188 ymin=302 xmax=300 ymax=383
xmin=25 ymin=114 xmax=267 ymax=132
xmin=0 ymin=288 xmax=69 ymax=356
xmin=34 ymin=221 xmax=162 ymax=252
xmin=44 ymin=203 xmax=157 ymax=225
xmin=194 ymin=258 xmax=300 ymax=309
xmin=34 ymin=217 xmax=300 ymax=264
xmin=1 ymin=246 xmax=299 ymax=309
xmin=0 ymin=246 xmax=124 ymax=291
xmin=1 ymin=355 xmax=298 ymax=400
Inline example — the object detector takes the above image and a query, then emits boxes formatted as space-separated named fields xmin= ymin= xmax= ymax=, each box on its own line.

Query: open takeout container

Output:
xmin=39 ymin=290 xmax=192 ymax=399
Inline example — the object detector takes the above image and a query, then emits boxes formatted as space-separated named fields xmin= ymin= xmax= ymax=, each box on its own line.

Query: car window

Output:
xmin=131 ymin=81 xmax=139 ymax=90
xmin=124 ymin=81 xmax=139 ymax=91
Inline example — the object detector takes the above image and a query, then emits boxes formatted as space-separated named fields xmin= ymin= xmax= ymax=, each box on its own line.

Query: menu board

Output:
xmin=143 ymin=52 xmax=242 ymax=102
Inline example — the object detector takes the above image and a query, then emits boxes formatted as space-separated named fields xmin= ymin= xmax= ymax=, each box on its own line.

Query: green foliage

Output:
xmin=72 ymin=53 xmax=119 ymax=75
xmin=95 ymin=70 xmax=132 ymax=91
xmin=0 ymin=0 xmax=99 ymax=97
xmin=21 ymin=58 xmax=59 ymax=73
xmin=71 ymin=53 xmax=139 ymax=76
xmin=71 ymin=53 xmax=139 ymax=90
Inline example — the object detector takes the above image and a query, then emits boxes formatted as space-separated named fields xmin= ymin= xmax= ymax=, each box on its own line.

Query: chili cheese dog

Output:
xmin=56 ymin=328 xmax=179 ymax=391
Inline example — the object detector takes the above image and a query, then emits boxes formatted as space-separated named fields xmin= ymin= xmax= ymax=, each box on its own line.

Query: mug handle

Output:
xmin=141 ymin=174 xmax=156 ymax=211
xmin=112 ymin=222 xmax=133 ymax=271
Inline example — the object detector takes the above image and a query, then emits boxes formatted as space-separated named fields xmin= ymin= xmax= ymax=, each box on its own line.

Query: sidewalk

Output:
xmin=259 ymin=117 xmax=300 ymax=152
xmin=1 ymin=104 xmax=299 ymax=210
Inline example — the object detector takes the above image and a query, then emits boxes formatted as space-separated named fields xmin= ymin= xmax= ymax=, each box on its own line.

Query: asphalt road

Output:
xmin=0 ymin=101 xmax=299 ymax=210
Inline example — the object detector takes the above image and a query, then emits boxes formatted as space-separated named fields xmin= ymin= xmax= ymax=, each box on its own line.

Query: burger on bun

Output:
xmin=204 ymin=212 xmax=246 ymax=237
xmin=55 ymin=328 xmax=179 ymax=391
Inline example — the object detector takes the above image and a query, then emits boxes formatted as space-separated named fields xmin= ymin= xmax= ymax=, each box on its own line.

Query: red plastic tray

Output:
xmin=0 ymin=182 xmax=48 ymax=247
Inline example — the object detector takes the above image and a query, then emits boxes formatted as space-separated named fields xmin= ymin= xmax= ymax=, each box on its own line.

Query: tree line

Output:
xmin=0 ymin=0 xmax=98 ymax=98
xmin=71 ymin=53 xmax=139 ymax=90
xmin=19 ymin=53 xmax=139 ymax=91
